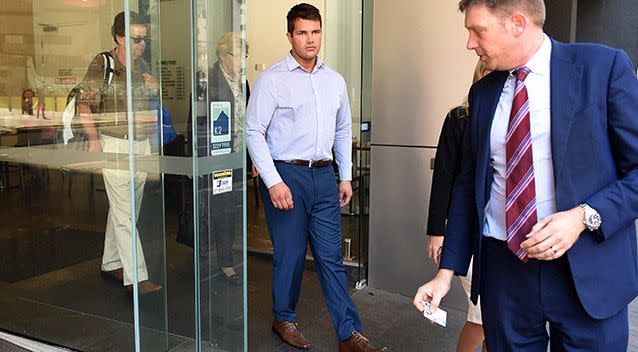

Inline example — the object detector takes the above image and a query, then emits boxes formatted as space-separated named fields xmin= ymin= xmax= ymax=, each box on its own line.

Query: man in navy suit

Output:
xmin=414 ymin=0 xmax=638 ymax=350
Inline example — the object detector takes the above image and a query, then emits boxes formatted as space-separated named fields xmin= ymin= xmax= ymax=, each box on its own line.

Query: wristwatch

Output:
xmin=579 ymin=203 xmax=602 ymax=231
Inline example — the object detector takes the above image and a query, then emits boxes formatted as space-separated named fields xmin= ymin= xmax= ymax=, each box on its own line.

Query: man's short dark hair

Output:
xmin=286 ymin=3 xmax=322 ymax=34
xmin=111 ymin=11 xmax=144 ymax=43
xmin=458 ymin=0 xmax=546 ymax=27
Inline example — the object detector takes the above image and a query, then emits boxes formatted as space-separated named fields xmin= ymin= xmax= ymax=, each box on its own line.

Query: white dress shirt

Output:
xmin=483 ymin=34 xmax=557 ymax=241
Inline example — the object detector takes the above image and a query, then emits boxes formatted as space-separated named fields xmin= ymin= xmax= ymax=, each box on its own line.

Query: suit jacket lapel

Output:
xmin=476 ymin=72 xmax=508 ymax=216
xmin=211 ymin=63 xmax=234 ymax=103
xmin=550 ymin=40 xmax=583 ymax=188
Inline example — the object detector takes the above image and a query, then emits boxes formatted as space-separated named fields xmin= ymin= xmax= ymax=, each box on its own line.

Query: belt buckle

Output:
xmin=308 ymin=160 xmax=313 ymax=168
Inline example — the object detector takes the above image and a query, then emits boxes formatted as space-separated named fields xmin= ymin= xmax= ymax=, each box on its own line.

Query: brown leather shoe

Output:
xmin=272 ymin=320 xmax=310 ymax=350
xmin=339 ymin=332 xmax=387 ymax=352
xmin=101 ymin=268 xmax=124 ymax=282
xmin=126 ymin=280 xmax=163 ymax=295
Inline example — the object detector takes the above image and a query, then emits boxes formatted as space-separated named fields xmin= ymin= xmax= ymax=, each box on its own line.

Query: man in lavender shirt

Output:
xmin=246 ymin=4 xmax=386 ymax=352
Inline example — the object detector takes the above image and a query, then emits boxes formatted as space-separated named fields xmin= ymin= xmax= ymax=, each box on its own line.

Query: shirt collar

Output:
xmin=509 ymin=33 xmax=551 ymax=78
xmin=285 ymin=51 xmax=324 ymax=73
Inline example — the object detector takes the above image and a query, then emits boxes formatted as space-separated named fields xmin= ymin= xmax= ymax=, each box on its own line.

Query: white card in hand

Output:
xmin=423 ymin=302 xmax=447 ymax=327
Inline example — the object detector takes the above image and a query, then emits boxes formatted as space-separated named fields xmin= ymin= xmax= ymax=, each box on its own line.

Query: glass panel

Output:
xmin=126 ymin=1 xmax=170 ymax=351
xmin=187 ymin=0 xmax=247 ymax=351
xmin=324 ymin=0 xmax=369 ymax=285
xmin=243 ymin=1 xmax=370 ymax=289
xmin=358 ymin=0 xmax=374 ymax=285
xmin=0 ymin=1 xmax=161 ymax=351
xmin=0 ymin=0 xmax=246 ymax=350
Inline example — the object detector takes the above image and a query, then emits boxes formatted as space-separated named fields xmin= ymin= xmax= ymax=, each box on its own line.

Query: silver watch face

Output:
xmin=586 ymin=212 xmax=601 ymax=230
xmin=582 ymin=205 xmax=602 ymax=231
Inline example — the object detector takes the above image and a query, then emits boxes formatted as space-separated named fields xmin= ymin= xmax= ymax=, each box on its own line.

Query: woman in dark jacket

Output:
xmin=178 ymin=32 xmax=253 ymax=285
xmin=426 ymin=60 xmax=490 ymax=352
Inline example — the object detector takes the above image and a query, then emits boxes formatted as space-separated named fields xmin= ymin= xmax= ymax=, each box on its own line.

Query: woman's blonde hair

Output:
xmin=462 ymin=60 xmax=491 ymax=109
xmin=472 ymin=60 xmax=490 ymax=85
xmin=215 ymin=32 xmax=249 ymax=59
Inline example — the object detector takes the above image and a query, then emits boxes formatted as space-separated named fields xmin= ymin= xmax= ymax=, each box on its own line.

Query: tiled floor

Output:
xmin=3 ymin=251 xmax=638 ymax=352
xmin=0 ymin=253 xmax=464 ymax=352
xmin=246 ymin=256 xmax=465 ymax=352
xmin=0 ymin=169 xmax=638 ymax=351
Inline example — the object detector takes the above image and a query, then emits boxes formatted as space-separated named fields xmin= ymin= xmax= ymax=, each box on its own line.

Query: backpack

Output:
xmin=60 ymin=52 xmax=115 ymax=147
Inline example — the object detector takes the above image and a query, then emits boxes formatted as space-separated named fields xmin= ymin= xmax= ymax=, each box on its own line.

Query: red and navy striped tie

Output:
xmin=505 ymin=66 xmax=537 ymax=262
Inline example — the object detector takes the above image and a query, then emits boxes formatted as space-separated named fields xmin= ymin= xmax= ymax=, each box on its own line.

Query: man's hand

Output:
xmin=268 ymin=182 xmax=293 ymax=210
xmin=413 ymin=269 xmax=454 ymax=315
xmin=427 ymin=236 xmax=444 ymax=265
xmin=143 ymin=73 xmax=159 ymax=93
xmin=521 ymin=206 xmax=586 ymax=260
xmin=251 ymin=164 xmax=259 ymax=177
xmin=339 ymin=181 xmax=352 ymax=207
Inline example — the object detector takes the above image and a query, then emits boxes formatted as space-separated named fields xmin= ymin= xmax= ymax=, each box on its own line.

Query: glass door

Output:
xmin=0 ymin=0 xmax=247 ymax=350
xmin=179 ymin=0 xmax=247 ymax=351
xmin=242 ymin=0 xmax=371 ymax=288
xmin=323 ymin=0 xmax=372 ymax=287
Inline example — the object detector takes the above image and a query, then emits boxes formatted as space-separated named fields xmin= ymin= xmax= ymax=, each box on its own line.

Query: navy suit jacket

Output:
xmin=440 ymin=39 xmax=638 ymax=320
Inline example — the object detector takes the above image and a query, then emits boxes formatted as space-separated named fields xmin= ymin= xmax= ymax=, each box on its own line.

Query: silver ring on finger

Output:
xmin=549 ymin=245 xmax=558 ymax=254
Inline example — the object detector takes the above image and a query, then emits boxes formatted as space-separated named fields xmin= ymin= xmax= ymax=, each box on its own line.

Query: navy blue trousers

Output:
xmin=260 ymin=162 xmax=362 ymax=341
xmin=480 ymin=237 xmax=628 ymax=352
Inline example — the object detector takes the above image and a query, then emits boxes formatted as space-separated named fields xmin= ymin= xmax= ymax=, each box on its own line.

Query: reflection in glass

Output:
xmin=177 ymin=30 xmax=247 ymax=351
xmin=75 ymin=10 xmax=162 ymax=295
xmin=0 ymin=0 xmax=246 ymax=351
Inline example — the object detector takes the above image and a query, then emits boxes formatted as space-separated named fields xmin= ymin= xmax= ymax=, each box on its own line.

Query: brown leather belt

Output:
xmin=276 ymin=159 xmax=333 ymax=168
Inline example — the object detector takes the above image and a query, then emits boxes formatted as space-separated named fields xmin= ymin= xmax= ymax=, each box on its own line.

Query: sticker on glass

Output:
xmin=210 ymin=101 xmax=231 ymax=155
xmin=213 ymin=169 xmax=233 ymax=195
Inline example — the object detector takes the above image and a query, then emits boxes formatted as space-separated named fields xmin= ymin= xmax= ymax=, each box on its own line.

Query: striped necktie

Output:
xmin=505 ymin=66 xmax=537 ymax=262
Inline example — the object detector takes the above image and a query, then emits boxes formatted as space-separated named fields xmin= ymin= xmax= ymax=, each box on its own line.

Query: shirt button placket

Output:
xmin=310 ymin=73 xmax=321 ymax=161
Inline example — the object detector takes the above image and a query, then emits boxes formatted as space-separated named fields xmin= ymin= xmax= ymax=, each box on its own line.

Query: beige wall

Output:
xmin=372 ymin=0 xmax=477 ymax=145
xmin=246 ymin=0 xmax=324 ymax=84
xmin=368 ymin=0 xmax=479 ymax=300
xmin=0 ymin=0 xmax=34 ymax=98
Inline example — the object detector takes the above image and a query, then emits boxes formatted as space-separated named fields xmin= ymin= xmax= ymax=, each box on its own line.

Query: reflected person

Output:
xmin=177 ymin=32 xmax=253 ymax=285
xmin=76 ymin=11 xmax=162 ymax=295
xmin=426 ymin=60 xmax=490 ymax=352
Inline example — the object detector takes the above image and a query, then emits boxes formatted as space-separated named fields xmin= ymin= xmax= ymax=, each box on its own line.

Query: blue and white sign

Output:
xmin=210 ymin=101 xmax=231 ymax=155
